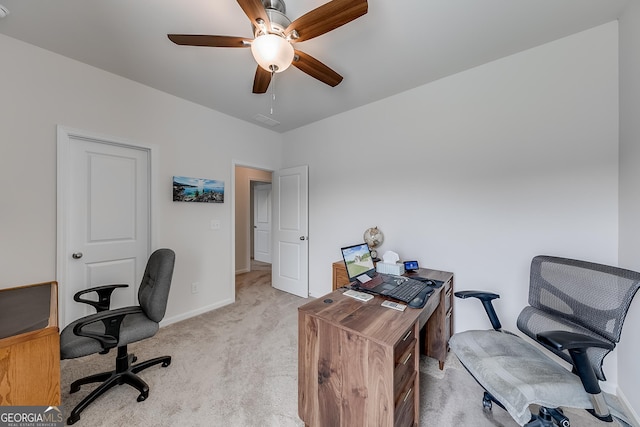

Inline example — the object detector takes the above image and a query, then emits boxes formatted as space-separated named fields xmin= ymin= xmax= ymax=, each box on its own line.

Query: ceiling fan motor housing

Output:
xmin=262 ymin=0 xmax=285 ymax=14
xmin=253 ymin=0 xmax=291 ymax=36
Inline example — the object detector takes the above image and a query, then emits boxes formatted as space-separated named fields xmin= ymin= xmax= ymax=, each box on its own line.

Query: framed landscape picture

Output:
xmin=173 ymin=176 xmax=224 ymax=203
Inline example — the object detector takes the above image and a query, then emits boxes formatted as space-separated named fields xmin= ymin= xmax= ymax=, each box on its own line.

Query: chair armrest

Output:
xmin=74 ymin=284 xmax=129 ymax=312
xmin=537 ymin=330 xmax=614 ymax=352
xmin=454 ymin=290 xmax=502 ymax=330
xmin=72 ymin=306 xmax=143 ymax=351
xmin=537 ymin=330 xmax=614 ymax=395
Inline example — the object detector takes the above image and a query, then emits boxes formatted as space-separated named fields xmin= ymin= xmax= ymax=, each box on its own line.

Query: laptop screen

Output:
xmin=341 ymin=243 xmax=376 ymax=282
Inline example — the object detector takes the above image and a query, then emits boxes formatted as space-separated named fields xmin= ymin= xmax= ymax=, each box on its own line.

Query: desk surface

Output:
xmin=0 ymin=282 xmax=57 ymax=340
xmin=0 ymin=282 xmax=60 ymax=406
xmin=299 ymin=268 xmax=452 ymax=348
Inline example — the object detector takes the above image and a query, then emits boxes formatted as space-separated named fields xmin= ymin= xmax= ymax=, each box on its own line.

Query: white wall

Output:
xmin=283 ymin=21 xmax=620 ymax=375
xmin=618 ymin=1 xmax=640 ymax=420
xmin=0 ymin=34 xmax=283 ymax=324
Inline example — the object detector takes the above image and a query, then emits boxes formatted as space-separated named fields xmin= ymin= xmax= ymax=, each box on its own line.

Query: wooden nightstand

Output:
xmin=331 ymin=261 xmax=350 ymax=290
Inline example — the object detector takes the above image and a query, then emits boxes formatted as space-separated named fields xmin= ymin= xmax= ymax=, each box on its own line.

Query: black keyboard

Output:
xmin=383 ymin=278 xmax=428 ymax=303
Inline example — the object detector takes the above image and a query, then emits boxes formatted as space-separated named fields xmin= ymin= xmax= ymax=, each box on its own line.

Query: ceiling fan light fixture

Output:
xmin=251 ymin=33 xmax=294 ymax=73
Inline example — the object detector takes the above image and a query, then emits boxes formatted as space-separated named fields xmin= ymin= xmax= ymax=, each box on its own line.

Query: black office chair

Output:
xmin=449 ymin=255 xmax=640 ymax=427
xmin=60 ymin=248 xmax=175 ymax=425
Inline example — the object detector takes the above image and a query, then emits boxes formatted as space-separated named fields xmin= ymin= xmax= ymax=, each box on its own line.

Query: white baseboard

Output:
xmin=160 ymin=298 xmax=234 ymax=327
xmin=235 ymin=268 xmax=249 ymax=275
xmin=616 ymin=387 xmax=640 ymax=427
xmin=602 ymin=381 xmax=617 ymax=395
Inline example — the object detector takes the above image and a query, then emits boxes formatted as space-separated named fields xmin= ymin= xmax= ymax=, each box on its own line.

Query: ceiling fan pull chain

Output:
xmin=272 ymin=71 xmax=276 ymax=108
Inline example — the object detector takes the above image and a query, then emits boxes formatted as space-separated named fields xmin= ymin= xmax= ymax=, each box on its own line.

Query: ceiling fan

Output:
xmin=168 ymin=0 xmax=368 ymax=94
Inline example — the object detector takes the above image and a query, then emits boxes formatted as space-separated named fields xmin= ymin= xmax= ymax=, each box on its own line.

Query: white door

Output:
xmin=57 ymin=128 xmax=151 ymax=327
xmin=253 ymin=183 xmax=272 ymax=263
xmin=272 ymin=165 xmax=308 ymax=298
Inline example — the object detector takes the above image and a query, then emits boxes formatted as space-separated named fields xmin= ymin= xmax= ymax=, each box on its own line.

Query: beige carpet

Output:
xmin=60 ymin=262 xmax=631 ymax=426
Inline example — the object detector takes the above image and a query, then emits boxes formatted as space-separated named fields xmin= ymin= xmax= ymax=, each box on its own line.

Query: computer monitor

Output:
xmin=341 ymin=243 xmax=376 ymax=282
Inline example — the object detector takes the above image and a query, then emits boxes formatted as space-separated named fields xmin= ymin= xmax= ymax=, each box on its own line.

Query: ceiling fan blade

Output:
xmin=253 ymin=66 xmax=272 ymax=94
xmin=237 ymin=0 xmax=270 ymax=29
xmin=285 ymin=0 xmax=368 ymax=43
xmin=292 ymin=50 xmax=343 ymax=87
xmin=168 ymin=34 xmax=251 ymax=48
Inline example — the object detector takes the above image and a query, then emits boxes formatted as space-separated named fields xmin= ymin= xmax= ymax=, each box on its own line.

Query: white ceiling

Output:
xmin=0 ymin=0 xmax=629 ymax=133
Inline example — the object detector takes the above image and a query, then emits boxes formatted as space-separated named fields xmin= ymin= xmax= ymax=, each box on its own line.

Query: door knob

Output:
xmin=72 ymin=252 xmax=83 ymax=259
xmin=299 ymin=236 xmax=307 ymax=241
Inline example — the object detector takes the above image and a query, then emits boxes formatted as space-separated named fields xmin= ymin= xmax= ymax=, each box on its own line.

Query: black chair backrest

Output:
xmin=138 ymin=248 xmax=175 ymax=323
xmin=517 ymin=255 xmax=640 ymax=380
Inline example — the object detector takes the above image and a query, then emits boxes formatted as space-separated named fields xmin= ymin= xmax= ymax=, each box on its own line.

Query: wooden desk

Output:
xmin=298 ymin=268 xmax=454 ymax=427
xmin=0 ymin=282 xmax=60 ymax=406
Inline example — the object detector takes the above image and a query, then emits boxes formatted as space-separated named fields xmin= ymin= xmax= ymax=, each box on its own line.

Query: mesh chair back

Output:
xmin=517 ymin=255 xmax=640 ymax=380
xmin=138 ymin=248 xmax=175 ymax=323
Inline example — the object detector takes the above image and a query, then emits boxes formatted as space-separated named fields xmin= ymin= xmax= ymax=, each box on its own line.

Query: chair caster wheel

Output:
xmin=137 ymin=392 xmax=148 ymax=402
xmin=67 ymin=414 xmax=80 ymax=425
xmin=483 ymin=394 xmax=493 ymax=410
xmin=162 ymin=360 xmax=171 ymax=367
xmin=70 ymin=384 xmax=81 ymax=394
xmin=548 ymin=408 xmax=569 ymax=427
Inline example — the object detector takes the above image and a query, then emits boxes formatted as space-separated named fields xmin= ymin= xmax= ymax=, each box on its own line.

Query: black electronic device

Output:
xmin=404 ymin=260 xmax=419 ymax=272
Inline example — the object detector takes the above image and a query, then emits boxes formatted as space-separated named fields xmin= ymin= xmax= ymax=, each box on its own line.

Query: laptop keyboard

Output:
xmin=383 ymin=278 xmax=428 ymax=303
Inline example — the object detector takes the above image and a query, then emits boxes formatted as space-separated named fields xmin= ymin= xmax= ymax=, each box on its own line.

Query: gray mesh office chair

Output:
xmin=449 ymin=255 xmax=640 ymax=426
xmin=60 ymin=248 xmax=175 ymax=425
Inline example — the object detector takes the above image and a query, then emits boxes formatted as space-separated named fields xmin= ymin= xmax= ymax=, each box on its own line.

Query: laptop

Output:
xmin=340 ymin=243 xmax=430 ymax=303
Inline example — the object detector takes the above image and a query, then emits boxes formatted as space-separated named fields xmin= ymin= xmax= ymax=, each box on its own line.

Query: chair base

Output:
xmin=66 ymin=345 xmax=171 ymax=425
xmin=525 ymin=407 xmax=570 ymax=427
xmin=483 ymin=392 xmax=570 ymax=427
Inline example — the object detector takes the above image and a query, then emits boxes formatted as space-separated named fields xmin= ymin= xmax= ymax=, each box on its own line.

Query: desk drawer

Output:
xmin=395 ymin=327 xmax=415 ymax=361
xmin=445 ymin=308 xmax=452 ymax=345
xmin=394 ymin=338 xmax=416 ymax=397
xmin=444 ymin=280 xmax=452 ymax=313
xmin=394 ymin=372 xmax=416 ymax=427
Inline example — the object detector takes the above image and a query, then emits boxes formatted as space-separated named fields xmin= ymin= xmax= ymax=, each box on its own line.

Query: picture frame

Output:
xmin=173 ymin=176 xmax=224 ymax=203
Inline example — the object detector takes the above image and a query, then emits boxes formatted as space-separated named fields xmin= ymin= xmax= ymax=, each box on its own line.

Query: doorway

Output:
xmin=252 ymin=182 xmax=272 ymax=264
xmin=233 ymin=163 xmax=309 ymax=299
xmin=56 ymin=127 xmax=154 ymax=327
xmin=234 ymin=165 xmax=273 ymax=275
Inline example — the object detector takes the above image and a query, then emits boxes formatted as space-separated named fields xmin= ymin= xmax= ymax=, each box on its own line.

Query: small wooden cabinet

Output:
xmin=332 ymin=261 xmax=350 ymax=290
xmin=0 ymin=282 xmax=60 ymax=406
xmin=424 ymin=276 xmax=454 ymax=369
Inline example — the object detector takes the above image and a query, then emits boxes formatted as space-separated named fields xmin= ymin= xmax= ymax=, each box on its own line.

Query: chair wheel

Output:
xmin=67 ymin=414 xmax=80 ymax=425
xmin=482 ymin=396 xmax=492 ymax=410
xmin=548 ymin=408 xmax=569 ymax=427
xmin=137 ymin=392 xmax=148 ymax=402
xmin=70 ymin=384 xmax=81 ymax=394
xmin=162 ymin=360 xmax=171 ymax=367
